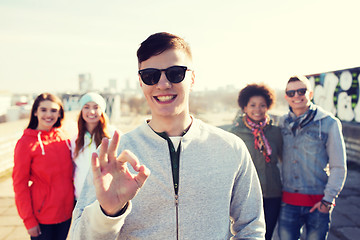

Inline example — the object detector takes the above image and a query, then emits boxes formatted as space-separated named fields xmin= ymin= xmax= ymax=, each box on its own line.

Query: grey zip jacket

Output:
xmin=70 ymin=118 xmax=265 ymax=239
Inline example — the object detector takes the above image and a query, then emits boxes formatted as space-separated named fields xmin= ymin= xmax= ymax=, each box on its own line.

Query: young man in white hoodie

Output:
xmin=70 ymin=32 xmax=265 ymax=239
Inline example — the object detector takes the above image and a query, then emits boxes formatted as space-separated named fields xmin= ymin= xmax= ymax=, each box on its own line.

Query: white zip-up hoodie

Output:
xmin=70 ymin=118 xmax=265 ymax=239
xmin=71 ymin=127 xmax=115 ymax=200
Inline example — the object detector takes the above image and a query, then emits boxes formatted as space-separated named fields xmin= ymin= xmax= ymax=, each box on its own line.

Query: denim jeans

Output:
xmin=278 ymin=202 xmax=330 ymax=240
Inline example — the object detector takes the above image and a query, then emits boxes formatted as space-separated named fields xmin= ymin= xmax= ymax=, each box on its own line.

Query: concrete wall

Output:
xmin=342 ymin=122 xmax=360 ymax=165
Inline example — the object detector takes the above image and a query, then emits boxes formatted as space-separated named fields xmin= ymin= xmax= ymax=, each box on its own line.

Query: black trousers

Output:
xmin=30 ymin=218 xmax=71 ymax=240
xmin=264 ymin=197 xmax=281 ymax=240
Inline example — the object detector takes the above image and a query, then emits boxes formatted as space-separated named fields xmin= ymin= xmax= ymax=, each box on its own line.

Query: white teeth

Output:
xmin=157 ymin=96 xmax=173 ymax=102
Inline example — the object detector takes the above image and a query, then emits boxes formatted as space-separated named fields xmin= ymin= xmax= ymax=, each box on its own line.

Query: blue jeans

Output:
xmin=278 ymin=202 xmax=330 ymax=240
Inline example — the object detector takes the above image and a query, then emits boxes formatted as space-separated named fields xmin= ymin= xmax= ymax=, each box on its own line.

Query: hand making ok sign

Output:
xmin=91 ymin=130 xmax=151 ymax=216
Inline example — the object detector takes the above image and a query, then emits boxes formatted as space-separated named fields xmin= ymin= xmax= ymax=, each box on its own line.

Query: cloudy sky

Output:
xmin=1 ymin=0 xmax=359 ymax=94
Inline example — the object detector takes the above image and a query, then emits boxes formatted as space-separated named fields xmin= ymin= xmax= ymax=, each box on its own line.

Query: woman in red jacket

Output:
xmin=12 ymin=93 xmax=74 ymax=240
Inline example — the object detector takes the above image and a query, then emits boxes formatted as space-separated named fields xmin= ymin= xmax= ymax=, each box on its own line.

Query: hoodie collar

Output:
xmin=24 ymin=128 xmax=70 ymax=155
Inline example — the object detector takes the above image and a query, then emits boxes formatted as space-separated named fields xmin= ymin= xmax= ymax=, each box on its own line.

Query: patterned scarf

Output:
xmin=287 ymin=103 xmax=317 ymax=135
xmin=243 ymin=114 xmax=272 ymax=163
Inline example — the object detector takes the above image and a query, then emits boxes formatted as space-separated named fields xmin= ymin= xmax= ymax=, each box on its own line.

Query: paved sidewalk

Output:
xmin=0 ymin=176 xmax=28 ymax=239
xmin=327 ymin=162 xmax=360 ymax=240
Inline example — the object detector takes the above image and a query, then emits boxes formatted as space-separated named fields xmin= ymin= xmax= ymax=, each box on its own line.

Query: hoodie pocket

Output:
xmin=31 ymin=184 xmax=48 ymax=215
xmin=37 ymin=198 xmax=46 ymax=214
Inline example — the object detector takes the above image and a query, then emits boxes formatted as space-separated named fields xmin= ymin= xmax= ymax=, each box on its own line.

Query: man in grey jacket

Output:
xmin=70 ymin=32 xmax=265 ymax=239
xmin=278 ymin=75 xmax=347 ymax=240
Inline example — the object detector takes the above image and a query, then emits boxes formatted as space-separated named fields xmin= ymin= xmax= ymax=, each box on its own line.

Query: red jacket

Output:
xmin=12 ymin=128 xmax=74 ymax=229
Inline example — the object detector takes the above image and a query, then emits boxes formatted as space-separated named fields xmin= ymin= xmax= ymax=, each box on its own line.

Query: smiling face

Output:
xmin=81 ymin=102 xmax=102 ymax=125
xmin=139 ymin=49 xmax=194 ymax=123
xmin=34 ymin=100 xmax=61 ymax=131
xmin=243 ymin=96 xmax=268 ymax=123
xmin=285 ymin=81 xmax=313 ymax=116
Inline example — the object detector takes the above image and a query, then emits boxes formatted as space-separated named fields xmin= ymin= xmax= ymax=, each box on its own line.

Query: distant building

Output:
xmin=125 ymin=78 xmax=131 ymax=90
xmin=107 ymin=79 xmax=118 ymax=93
xmin=0 ymin=92 xmax=32 ymax=123
xmin=0 ymin=92 xmax=12 ymax=122
xmin=79 ymin=73 xmax=93 ymax=92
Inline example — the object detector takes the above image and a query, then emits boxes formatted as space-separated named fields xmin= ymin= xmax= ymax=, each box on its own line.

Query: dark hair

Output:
xmin=237 ymin=83 xmax=275 ymax=110
xmin=137 ymin=32 xmax=192 ymax=65
xmin=27 ymin=93 xmax=65 ymax=129
xmin=73 ymin=111 xmax=110 ymax=159
xmin=286 ymin=75 xmax=311 ymax=90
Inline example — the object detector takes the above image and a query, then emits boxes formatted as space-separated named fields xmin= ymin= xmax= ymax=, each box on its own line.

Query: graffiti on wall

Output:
xmin=307 ymin=67 xmax=360 ymax=123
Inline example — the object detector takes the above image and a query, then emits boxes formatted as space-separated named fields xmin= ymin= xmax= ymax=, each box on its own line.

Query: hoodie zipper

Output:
xmin=155 ymin=131 xmax=184 ymax=239
xmin=175 ymin=194 xmax=179 ymax=240
xmin=171 ymin=142 xmax=181 ymax=240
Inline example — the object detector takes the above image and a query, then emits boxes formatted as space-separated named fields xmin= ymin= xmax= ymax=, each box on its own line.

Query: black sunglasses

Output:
xmin=285 ymin=88 xmax=307 ymax=97
xmin=138 ymin=66 xmax=192 ymax=86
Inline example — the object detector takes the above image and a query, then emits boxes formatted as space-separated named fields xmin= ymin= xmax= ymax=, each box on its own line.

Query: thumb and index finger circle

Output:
xmin=117 ymin=149 xmax=151 ymax=187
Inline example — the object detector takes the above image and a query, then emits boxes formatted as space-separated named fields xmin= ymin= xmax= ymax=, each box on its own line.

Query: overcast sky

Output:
xmin=1 ymin=0 xmax=359 ymax=94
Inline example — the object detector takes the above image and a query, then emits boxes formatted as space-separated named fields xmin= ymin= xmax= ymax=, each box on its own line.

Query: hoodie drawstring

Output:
xmin=65 ymin=139 xmax=71 ymax=150
xmin=37 ymin=132 xmax=45 ymax=155
xmin=37 ymin=129 xmax=71 ymax=155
